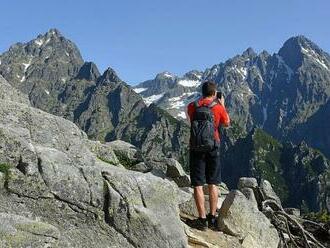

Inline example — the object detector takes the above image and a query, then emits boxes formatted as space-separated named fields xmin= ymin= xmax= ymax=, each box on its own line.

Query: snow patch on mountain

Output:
xmin=301 ymin=47 xmax=330 ymax=71
xmin=144 ymin=93 xmax=164 ymax=106
xmin=163 ymin=72 xmax=174 ymax=78
xmin=233 ymin=65 xmax=248 ymax=80
xmin=133 ymin=88 xmax=148 ymax=94
xmin=34 ymin=39 xmax=44 ymax=46
xmin=22 ymin=58 xmax=32 ymax=72
xmin=178 ymin=79 xmax=201 ymax=87
xmin=276 ymin=55 xmax=294 ymax=81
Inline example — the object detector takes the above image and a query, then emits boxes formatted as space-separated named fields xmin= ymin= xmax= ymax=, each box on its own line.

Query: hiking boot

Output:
xmin=187 ymin=217 xmax=207 ymax=231
xmin=207 ymin=213 xmax=218 ymax=230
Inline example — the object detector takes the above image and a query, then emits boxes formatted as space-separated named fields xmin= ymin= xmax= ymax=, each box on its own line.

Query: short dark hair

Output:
xmin=202 ymin=80 xmax=217 ymax=97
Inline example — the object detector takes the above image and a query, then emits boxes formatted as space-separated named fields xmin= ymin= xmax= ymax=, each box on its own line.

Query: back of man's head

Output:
xmin=202 ymin=80 xmax=217 ymax=97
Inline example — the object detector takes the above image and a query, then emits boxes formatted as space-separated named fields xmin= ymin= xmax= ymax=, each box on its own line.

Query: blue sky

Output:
xmin=1 ymin=0 xmax=329 ymax=84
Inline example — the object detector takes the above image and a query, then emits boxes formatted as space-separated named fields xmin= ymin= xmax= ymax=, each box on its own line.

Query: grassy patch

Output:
xmin=0 ymin=163 xmax=11 ymax=183
xmin=304 ymin=211 xmax=330 ymax=223
xmin=115 ymin=153 xmax=135 ymax=169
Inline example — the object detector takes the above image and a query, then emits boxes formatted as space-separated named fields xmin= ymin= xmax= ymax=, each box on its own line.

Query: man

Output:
xmin=187 ymin=80 xmax=230 ymax=231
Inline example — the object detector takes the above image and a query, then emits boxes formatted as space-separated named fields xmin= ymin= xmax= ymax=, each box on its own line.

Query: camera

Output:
xmin=216 ymin=91 xmax=223 ymax=99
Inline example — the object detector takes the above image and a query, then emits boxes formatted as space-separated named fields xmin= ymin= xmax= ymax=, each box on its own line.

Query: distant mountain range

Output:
xmin=133 ymin=36 xmax=330 ymax=159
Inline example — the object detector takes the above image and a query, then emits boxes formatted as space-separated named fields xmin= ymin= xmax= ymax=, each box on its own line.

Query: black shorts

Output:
xmin=189 ymin=145 xmax=221 ymax=187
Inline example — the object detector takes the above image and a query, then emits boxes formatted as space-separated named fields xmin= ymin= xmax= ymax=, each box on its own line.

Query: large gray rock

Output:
xmin=103 ymin=170 xmax=186 ymax=247
xmin=0 ymin=212 xmax=60 ymax=248
xmin=0 ymin=75 xmax=30 ymax=105
xmin=165 ymin=158 xmax=191 ymax=187
xmin=166 ymin=158 xmax=185 ymax=178
xmin=240 ymin=187 xmax=258 ymax=210
xmin=0 ymin=79 xmax=188 ymax=247
xmin=238 ymin=177 xmax=258 ymax=190
xmin=107 ymin=140 xmax=143 ymax=164
xmin=218 ymin=190 xmax=279 ymax=248
xmin=86 ymin=140 xmax=121 ymax=167
xmin=184 ymin=223 xmax=243 ymax=248
xmin=260 ymin=180 xmax=282 ymax=206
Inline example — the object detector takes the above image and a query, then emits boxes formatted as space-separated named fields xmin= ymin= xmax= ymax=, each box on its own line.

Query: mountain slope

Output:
xmin=221 ymin=127 xmax=330 ymax=212
xmin=0 ymin=29 xmax=190 ymax=162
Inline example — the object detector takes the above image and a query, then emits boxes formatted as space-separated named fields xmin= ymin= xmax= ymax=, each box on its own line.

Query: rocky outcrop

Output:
xmin=0 ymin=77 xmax=188 ymax=247
xmin=0 ymin=213 xmax=60 ymax=248
xmin=218 ymin=190 xmax=279 ymax=248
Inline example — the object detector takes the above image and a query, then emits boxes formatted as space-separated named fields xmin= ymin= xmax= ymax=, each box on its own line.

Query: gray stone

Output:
xmin=218 ymin=190 xmax=279 ymax=248
xmin=103 ymin=169 xmax=187 ymax=248
xmin=173 ymin=174 xmax=191 ymax=187
xmin=107 ymin=140 xmax=143 ymax=164
xmin=0 ymin=172 xmax=5 ymax=188
xmin=0 ymin=212 xmax=60 ymax=248
xmin=166 ymin=158 xmax=186 ymax=178
xmin=184 ymin=223 xmax=243 ymax=248
xmin=0 ymin=75 xmax=30 ymax=105
xmin=260 ymin=180 xmax=282 ymax=206
xmin=240 ymin=187 xmax=258 ymax=210
xmin=86 ymin=140 xmax=121 ymax=166
xmin=130 ymin=161 xmax=151 ymax=173
xmin=238 ymin=177 xmax=258 ymax=190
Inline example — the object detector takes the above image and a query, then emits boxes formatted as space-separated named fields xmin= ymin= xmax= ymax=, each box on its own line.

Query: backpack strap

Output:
xmin=194 ymin=100 xmax=200 ymax=108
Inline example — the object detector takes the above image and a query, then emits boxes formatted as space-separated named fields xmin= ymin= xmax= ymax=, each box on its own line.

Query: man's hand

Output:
xmin=218 ymin=96 xmax=225 ymax=106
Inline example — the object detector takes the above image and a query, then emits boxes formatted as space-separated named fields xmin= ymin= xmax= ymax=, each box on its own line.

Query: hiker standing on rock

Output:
xmin=187 ymin=80 xmax=230 ymax=230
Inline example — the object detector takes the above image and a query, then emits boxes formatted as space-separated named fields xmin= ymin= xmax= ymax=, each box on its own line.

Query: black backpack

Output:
xmin=190 ymin=100 xmax=218 ymax=152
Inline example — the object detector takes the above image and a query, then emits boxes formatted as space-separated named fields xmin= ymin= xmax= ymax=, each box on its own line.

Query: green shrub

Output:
xmin=0 ymin=163 xmax=11 ymax=183
xmin=304 ymin=210 xmax=330 ymax=223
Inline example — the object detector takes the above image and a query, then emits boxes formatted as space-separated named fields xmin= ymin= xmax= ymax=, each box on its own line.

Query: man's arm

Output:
xmin=217 ymin=97 xmax=230 ymax=127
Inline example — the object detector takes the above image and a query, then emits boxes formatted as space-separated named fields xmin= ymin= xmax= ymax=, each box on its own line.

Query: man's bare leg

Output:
xmin=208 ymin=184 xmax=218 ymax=215
xmin=194 ymin=186 xmax=206 ymax=218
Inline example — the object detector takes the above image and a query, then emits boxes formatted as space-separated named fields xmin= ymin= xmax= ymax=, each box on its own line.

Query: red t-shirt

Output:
xmin=187 ymin=97 xmax=230 ymax=142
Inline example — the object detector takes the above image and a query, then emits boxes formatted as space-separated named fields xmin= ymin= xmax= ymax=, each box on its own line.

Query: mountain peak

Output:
xmin=33 ymin=28 xmax=63 ymax=45
xmin=242 ymin=47 xmax=256 ymax=57
xmin=279 ymin=35 xmax=329 ymax=70
xmin=183 ymin=70 xmax=202 ymax=80
xmin=155 ymin=71 xmax=175 ymax=80
xmin=280 ymin=35 xmax=315 ymax=52
xmin=278 ymin=35 xmax=309 ymax=70
xmin=98 ymin=67 xmax=122 ymax=85
xmin=76 ymin=62 xmax=100 ymax=81
xmin=45 ymin=28 xmax=62 ymax=37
